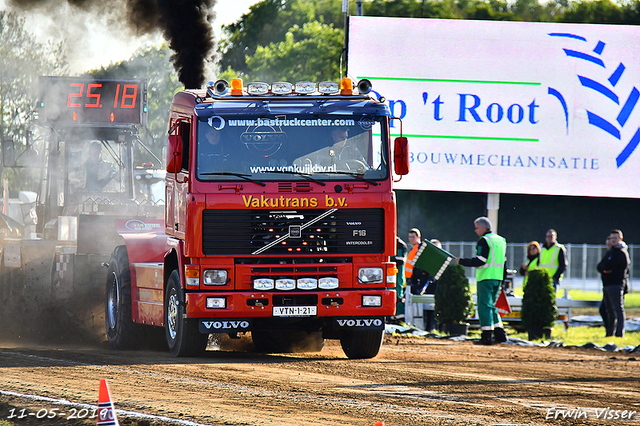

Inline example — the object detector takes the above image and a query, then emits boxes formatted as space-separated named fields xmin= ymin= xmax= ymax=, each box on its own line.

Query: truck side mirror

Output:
xmin=2 ymin=140 xmax=15 ymax=167
xmin=166 ymin=135 xmax=183 ymax=174
xmin=393 ymin=137 xmax=409 ymax=176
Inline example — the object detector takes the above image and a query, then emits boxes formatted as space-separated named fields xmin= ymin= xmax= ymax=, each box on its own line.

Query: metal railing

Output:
xmin=440 ymin=241 xmax=636 ymax=292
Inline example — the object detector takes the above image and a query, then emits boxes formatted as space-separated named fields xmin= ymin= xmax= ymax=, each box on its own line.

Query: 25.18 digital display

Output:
xmin=38 ymin=77 xmax=148 ymax=126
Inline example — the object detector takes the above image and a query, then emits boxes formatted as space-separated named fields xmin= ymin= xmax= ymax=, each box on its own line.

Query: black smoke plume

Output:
xmin=8 ymin=0 xmax=216 ymax=89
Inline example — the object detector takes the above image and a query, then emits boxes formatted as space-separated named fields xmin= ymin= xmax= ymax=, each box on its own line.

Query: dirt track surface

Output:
xmin=0 ymin=335 xmax=639 ymax=426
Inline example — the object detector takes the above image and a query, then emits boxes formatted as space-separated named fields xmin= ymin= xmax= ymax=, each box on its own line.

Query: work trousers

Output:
xmin=603 ymin=285 xmax=625 ymax=337
xmin=477 ymin=279 xmax=503 ymax=331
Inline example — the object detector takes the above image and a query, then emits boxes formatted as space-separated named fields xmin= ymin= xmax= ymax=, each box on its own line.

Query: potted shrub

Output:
xmin=521 ymin=268 xmax=557 ymax=340
xmin=435 ymin=263 xmax=474 ymax=336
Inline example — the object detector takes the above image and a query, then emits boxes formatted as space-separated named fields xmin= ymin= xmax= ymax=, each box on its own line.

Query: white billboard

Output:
xmin=349 ymin=17 xmax=640 ymax=198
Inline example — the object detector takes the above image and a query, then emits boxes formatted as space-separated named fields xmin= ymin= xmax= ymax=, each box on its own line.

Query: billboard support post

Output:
xmin=487 ymin=193 xmax=500 ymax=234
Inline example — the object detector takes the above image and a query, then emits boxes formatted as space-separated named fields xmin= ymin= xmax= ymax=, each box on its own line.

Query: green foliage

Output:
xmin=218 ymin=0 xmax=640 ymax=86
xmin=245 ymin=21 xmax=343 ymax=82
xmin=561 ymin=0 xmax=629 ymax=24
xmin=0 ymin=11 xmax=67 ymax=196
xmin=88 ymin=44 xmax=182 ymax=164
xmin=435 ymin=263 xmax=474 ymax=324
xmin=521 ymin=269 xmax=558 ymax=329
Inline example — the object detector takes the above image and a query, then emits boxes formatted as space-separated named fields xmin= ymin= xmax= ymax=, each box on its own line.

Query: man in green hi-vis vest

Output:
xmin=456 ymin=217 xmax=507 ymax=346
xmin=539 ymin=229 xmax=567 ymax=292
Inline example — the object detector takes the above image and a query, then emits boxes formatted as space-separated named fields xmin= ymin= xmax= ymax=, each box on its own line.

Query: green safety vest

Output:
xmin=476 ymin=233 xmax=506 ymax=282
xmin=539 ymin=243 xmax=564 ymax=280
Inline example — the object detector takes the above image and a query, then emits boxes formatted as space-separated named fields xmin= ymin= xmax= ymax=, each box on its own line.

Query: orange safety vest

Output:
xmin=405 ymin=244 xmax=419 ymax=279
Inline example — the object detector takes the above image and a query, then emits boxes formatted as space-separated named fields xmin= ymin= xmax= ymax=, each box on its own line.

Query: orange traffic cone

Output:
xmin=97 ymin=379 xmax=120 ymax=426
xmin=375 ymin=422 xmax=385 ymax=426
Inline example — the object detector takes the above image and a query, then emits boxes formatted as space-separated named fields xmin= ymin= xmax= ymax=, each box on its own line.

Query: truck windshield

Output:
xmin=195 ymin=114 xmax=388 ymax=182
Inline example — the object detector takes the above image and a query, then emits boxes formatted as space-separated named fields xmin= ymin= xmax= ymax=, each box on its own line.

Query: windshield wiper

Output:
xmin=262 ymin=170 xmax=326 ymax=186
xmin=322 ymin=171 xmax=379 ymax=186
xmin=200 ymin=172 xmax=266 ymax=187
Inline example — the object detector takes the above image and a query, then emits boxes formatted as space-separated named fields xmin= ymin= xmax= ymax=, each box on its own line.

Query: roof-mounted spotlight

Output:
xmin=319 ymin=81 xmax=339 ymax=94
xmin=357 ymin=79 xmax=372 ymax=95
xmin=247 ymin=82 xmax=269 ymax=95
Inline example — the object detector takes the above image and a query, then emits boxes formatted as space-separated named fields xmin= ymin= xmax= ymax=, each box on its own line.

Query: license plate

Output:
xmin=272 ymin=306 xmax=318 ymax=317
xmin=502 ymin=311 xmax=521 ymax=319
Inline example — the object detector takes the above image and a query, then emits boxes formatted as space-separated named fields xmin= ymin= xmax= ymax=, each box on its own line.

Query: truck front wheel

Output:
xmin=339 ymin=329 xmax=384 ymax=359
xmin=105 ymin=245 xmax=140 ymax=349
xmin=165 ymin=270 xmax=208 ymax=357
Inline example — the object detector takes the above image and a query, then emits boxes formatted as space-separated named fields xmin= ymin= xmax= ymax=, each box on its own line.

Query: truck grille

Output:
xmin=202 ymin=208 xmax=384 ymax=255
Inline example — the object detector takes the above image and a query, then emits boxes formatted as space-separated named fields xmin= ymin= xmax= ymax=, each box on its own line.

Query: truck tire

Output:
xmin=105 ymin=245 xmax=140 ymax=349
xmin=164 ymin=270 xmax=208 ymax=357
xmin=339 ymin=329 xmax=384 ymax=359
xmin=252 ymin=330 xmax=324 ymax=353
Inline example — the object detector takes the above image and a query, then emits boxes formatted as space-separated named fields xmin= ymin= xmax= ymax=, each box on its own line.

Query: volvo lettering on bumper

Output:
xmin=334 ymin=317 xmax=385 ymax=330
xmin=199 ymin=319 xmax=252 ymax=333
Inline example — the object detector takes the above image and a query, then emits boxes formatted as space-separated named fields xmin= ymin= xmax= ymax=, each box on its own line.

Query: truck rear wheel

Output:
xmin=339 ymin=330 xmax=384 ymax=359
xmin=105 ymin=245 xmax=140 ymax=349
xmin=165 ymin=270 xmax=208 ymax=357
xmin=252 ymin=330 xmax=324 ymax=353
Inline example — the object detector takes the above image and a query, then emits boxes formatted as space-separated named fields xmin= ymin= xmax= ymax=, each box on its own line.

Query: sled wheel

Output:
xmin=105 ymin=245 xmax=140 ymax=349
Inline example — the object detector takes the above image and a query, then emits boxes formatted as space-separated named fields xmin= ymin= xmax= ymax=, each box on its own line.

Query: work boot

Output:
xmin=475 ymin=330 xmax=493 ymax=345
xmin=494 ymin=327 xmax=507 ymax=343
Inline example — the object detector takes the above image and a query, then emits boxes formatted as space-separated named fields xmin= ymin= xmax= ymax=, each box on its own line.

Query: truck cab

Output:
xmin=107 ymin=78 xmax=409 ymax=358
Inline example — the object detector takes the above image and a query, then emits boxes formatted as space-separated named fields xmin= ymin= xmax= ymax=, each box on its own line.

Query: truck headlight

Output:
xmin=362 ymin=295 xmax=382 ymax=307
xmin=206 ymin=297 xmax=226 ymax=309
xmin=203 ymin=269 xmax=228 ymax=285
xmin=254 ymin=278 xmax=274 ymax=290
xmin=358 ymin=267 xmax=384 ymax=284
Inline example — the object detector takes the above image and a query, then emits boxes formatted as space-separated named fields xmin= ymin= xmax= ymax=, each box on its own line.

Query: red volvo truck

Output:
xmin=106 ymin=78 xmax=409 ymax=358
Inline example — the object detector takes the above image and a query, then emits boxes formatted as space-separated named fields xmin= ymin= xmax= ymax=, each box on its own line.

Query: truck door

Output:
xmin=165 ymin=117 xmax=190 ymax=238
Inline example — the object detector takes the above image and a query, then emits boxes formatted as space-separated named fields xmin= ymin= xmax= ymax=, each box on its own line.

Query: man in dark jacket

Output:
xmin=597 ymin=229 xmax=630 ymax=337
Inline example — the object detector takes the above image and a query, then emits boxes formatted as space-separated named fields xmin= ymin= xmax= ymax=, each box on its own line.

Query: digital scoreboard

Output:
xmin=38 ymin=77 xmax=148 ymax=126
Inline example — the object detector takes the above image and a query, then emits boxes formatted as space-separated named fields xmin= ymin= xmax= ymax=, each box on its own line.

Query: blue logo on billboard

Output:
xmin=550 ymin=32 xmax=640 ymax=167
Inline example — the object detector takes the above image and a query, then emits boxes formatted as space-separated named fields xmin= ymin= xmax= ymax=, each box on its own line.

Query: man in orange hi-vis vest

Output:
xmin=405 ymin=228 xmax=431 ymax=295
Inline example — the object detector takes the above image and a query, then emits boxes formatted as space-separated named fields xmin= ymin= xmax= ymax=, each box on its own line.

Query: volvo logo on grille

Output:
xmin=289 ymin=225 xmax=302 ymax=238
